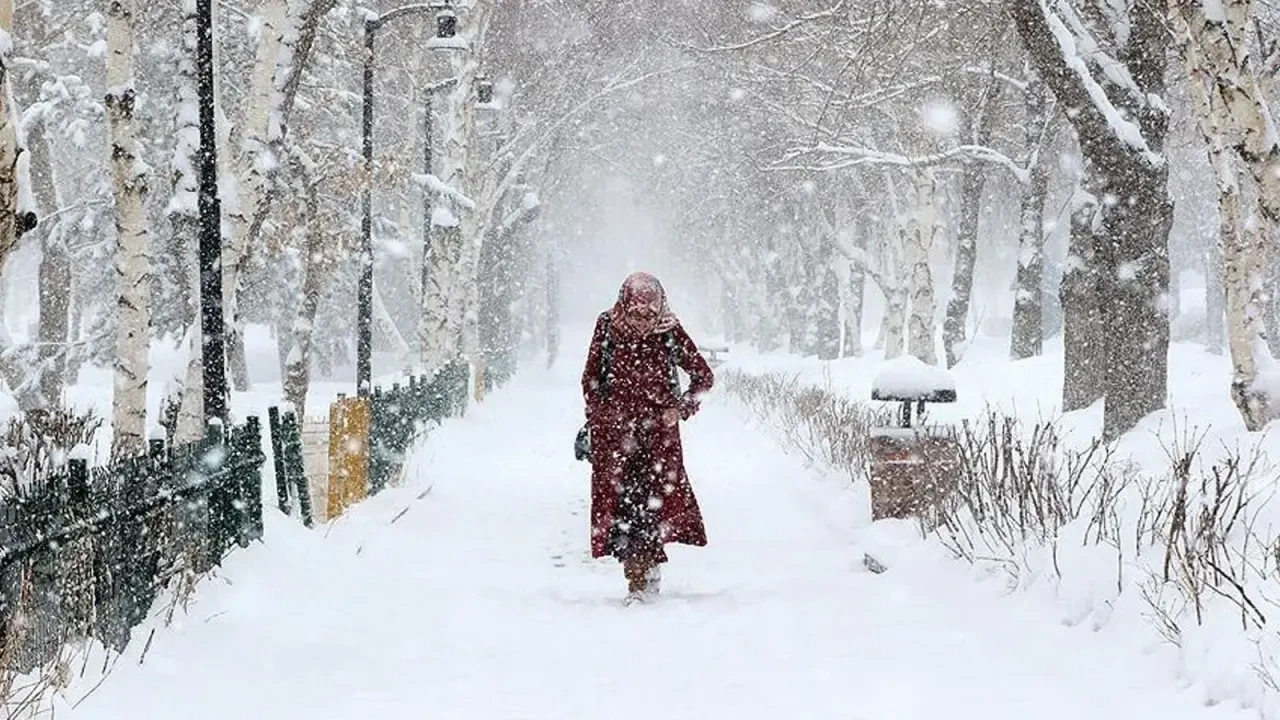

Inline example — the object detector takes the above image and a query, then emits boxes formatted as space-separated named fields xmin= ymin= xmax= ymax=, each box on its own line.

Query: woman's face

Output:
xmin=629 ymin=302 xmax=659 ymax=332
xmin=624 ymin=285 xmax=662 ymax=332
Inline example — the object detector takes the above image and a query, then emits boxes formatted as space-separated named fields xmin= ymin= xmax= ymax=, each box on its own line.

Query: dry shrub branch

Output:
xmin=723 ymin=368 xmax=1280 ymax=688
xmin=719 ymin=368 xmax=888 ymax=477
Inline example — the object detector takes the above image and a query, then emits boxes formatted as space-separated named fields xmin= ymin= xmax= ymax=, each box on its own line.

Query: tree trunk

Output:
xmin=943 ymin=80 xmax=1000 ymax=368
xmin=0 ymin=14 xmax=24 ymax=281
xmin=1174 ymin=0 xmax=1272 ymax=427
xmin=106 ymin=0 xmax=151 ymax=459
xmin=27 ymin=121 xmax=68 ymax=411
xmin=1011 ymin=76 xmax=1052 ymax=360
xmin=545 ymin=252 xmax=559 ymax=368
xmin=282 ymin=234 xmax=328 ymax=420
xmin=844 ymin=224 xmax=865 ymax=357
xmin=1061 ymin=175 xmax=1105 ymax=411
xmin=421 ymin=1 xmax=492 ymax=378
xmin=905 ymin=169 xmax=939 ymax=365
xmin=166 ymin=0 xmax=202 ymax=442
xmin=1012 ymin=0 xmax=1172 ymax=439
xmin=173 ymin=322 xmax=204 ymax=444
xmin=1205 ymin=235 xmax=1226 ymax=354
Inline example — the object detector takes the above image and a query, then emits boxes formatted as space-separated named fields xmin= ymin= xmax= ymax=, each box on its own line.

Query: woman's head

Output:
xmin=612 ymin=272 xmax=677 ymax=336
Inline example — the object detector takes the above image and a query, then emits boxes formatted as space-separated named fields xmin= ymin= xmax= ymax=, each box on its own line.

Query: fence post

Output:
xmin=369 ymin=387 xmax=388 ymax=496
xmin=68 ymin=458 xmax=88 ymax=504
xmin=239 ymin=417 xmax=265 ymax=545
xmin=200 ymin=422 xmax=226 ymax=570
xmin=267 ymin=406 xmax=291 ymax=515
xmin=281 ymin=412 xmax=313 ymax=528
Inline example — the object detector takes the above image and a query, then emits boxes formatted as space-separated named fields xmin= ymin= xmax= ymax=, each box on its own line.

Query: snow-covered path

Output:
xmin=61 ymin=362 xmax=1248 ymax=720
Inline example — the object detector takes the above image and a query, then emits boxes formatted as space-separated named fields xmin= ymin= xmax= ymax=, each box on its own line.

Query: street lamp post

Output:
xmin=357 ymin=1 xmax=462 ymax=397
xmin=196 ymin=0 xmax=228 ymax=421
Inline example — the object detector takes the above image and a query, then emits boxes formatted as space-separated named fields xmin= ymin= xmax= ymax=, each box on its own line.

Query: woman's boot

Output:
xmin=623 ymin=559 xmax=649 ymax=603
xmin=644 ymin=564 xmax=662 ymax=596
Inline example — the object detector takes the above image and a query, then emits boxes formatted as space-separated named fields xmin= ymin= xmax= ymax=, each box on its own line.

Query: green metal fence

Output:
xmin=368 ymin=358 xmax=472 ymax=493
xmin=0 ymin=418 xmax=266 ymax=672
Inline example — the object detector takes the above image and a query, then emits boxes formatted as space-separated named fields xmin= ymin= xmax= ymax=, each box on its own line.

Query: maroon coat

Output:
xmin=581 ymin=312 xmax=715 ymax=559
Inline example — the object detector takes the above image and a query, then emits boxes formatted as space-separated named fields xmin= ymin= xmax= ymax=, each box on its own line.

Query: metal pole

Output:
xmin=196 ymin=0 xmax=228 ymax=422
xmin=357 ymin=20 xmax=376 ymax=396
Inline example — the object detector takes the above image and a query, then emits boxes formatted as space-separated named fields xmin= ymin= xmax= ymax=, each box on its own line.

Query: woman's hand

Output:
xmin=677 ymin=392 xmax=701 ymax=420
xmin=661 ymin=408 xmax=680 ymax=426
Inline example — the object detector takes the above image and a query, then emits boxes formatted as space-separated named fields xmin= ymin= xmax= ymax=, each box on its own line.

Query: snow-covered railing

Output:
xmin=0 ymin=418 xmax=267 ymax=672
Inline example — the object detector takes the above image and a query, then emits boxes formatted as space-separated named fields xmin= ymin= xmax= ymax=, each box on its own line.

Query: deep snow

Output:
xmin=50 ymin=340 xmax=1255 ymax=720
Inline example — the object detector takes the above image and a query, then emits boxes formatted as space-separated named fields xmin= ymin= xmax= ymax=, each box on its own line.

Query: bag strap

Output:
xmin=598 ymin=314 xmax=614 ymax=398
xmin=662 ymin=330 xmax=682 ymax=399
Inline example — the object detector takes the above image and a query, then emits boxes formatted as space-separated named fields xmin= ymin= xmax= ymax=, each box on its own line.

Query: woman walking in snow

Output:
xmin=581 ymin=272 xmax=715 ymax=603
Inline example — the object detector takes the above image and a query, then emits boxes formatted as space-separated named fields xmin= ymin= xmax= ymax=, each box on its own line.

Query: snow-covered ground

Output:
xmin=49 ymin=332 xmax=1256 ymax=720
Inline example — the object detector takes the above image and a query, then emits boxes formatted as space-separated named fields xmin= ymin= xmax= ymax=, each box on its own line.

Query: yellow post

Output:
xmin=326 ymin=395 xmax=371 ymax=520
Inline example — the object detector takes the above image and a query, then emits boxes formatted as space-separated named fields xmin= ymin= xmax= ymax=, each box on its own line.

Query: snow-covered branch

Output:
xmin=779 ymin=141 xmax=1030 ymax=183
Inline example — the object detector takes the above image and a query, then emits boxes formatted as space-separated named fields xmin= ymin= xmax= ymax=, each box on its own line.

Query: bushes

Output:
xmin=722 ymin=368 xmax=1280 ymax=709
xmin=719 ymin=369 xmax=888 ymax=476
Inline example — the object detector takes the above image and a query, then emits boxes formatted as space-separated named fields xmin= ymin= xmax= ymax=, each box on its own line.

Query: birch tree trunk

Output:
xmin=106 ymin=0 xmax=151 ymax=459
xmin=880 ymin=226 xmax=907 ymax=360
xmin=1010 ymin=75 xmax=1052 ymax=360
xmin=0 ymin=3 xmax=24 ymax=280
xmin=905 ymin=169 xmax=939 ymax=365
xmin=218 ymin=0 xmax=286 ymax=391
xmin=173 ymin=323 xmax=204 ymax=444
xmin=169 ymin=0 xmax=204 ymax=445
xmin=283 ymin=233 xmax=328 ymax=420
xmin=1174 ymin=0 xmax=1274 ymax=427
xmin=421 ymin=2 xmax=492 ymax=375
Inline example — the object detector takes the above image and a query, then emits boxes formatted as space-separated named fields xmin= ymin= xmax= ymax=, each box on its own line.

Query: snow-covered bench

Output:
xmin=698 ymin=345 xmax=729 ymax=368
xmin=867 ymin=356 xmax=959 ymax=520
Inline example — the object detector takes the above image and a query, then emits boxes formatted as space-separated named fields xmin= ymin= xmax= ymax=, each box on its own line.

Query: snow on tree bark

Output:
xmin=1011 ymin=0 xmax=1173 ymax=440
xmin=1061 ymin=174 xmax=1104 ymax=411
xmin=905 ymin=168 xmax=939 ymax=366
xmin=168 ymin=0 xmax=203 ymax=444
xmin=106 ymin=0 xmax=151 ymax=459
xmin=1010 ymin=74 xmax=1053 ymax=361
xmin=219 ymin=0 xmax=286 ymax=391
xmin=0 ymin=10 xmax=25 ymax=280
xmin=421 ymin=1 xmax=491 ymax=375
xmin=1205 ymin=237 xmax=1226 ymax=354
xmin=1174 ymin=0 xmax=1280 ymax=428
xmin=844 ymin=243 xmax=865 ymax=358
xmin=943 ymin=78 xmax=1000 ymax=369
xmin=27 ymin=118 xmax=68 ymax=412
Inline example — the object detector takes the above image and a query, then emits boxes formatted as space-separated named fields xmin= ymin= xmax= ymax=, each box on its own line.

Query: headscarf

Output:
xmin=609 ymin=271 xmax=679 ymax=338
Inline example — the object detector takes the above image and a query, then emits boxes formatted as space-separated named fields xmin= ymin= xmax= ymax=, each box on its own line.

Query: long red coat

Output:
xmin=581 ymin=312 xmax=715 ymax=560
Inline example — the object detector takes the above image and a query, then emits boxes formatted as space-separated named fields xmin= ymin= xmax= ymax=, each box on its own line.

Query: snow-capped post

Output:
xmin=196 ymin=0 xmax=228 ymax=425
xmin=105 ymin=0 xmax=151 ymax=460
